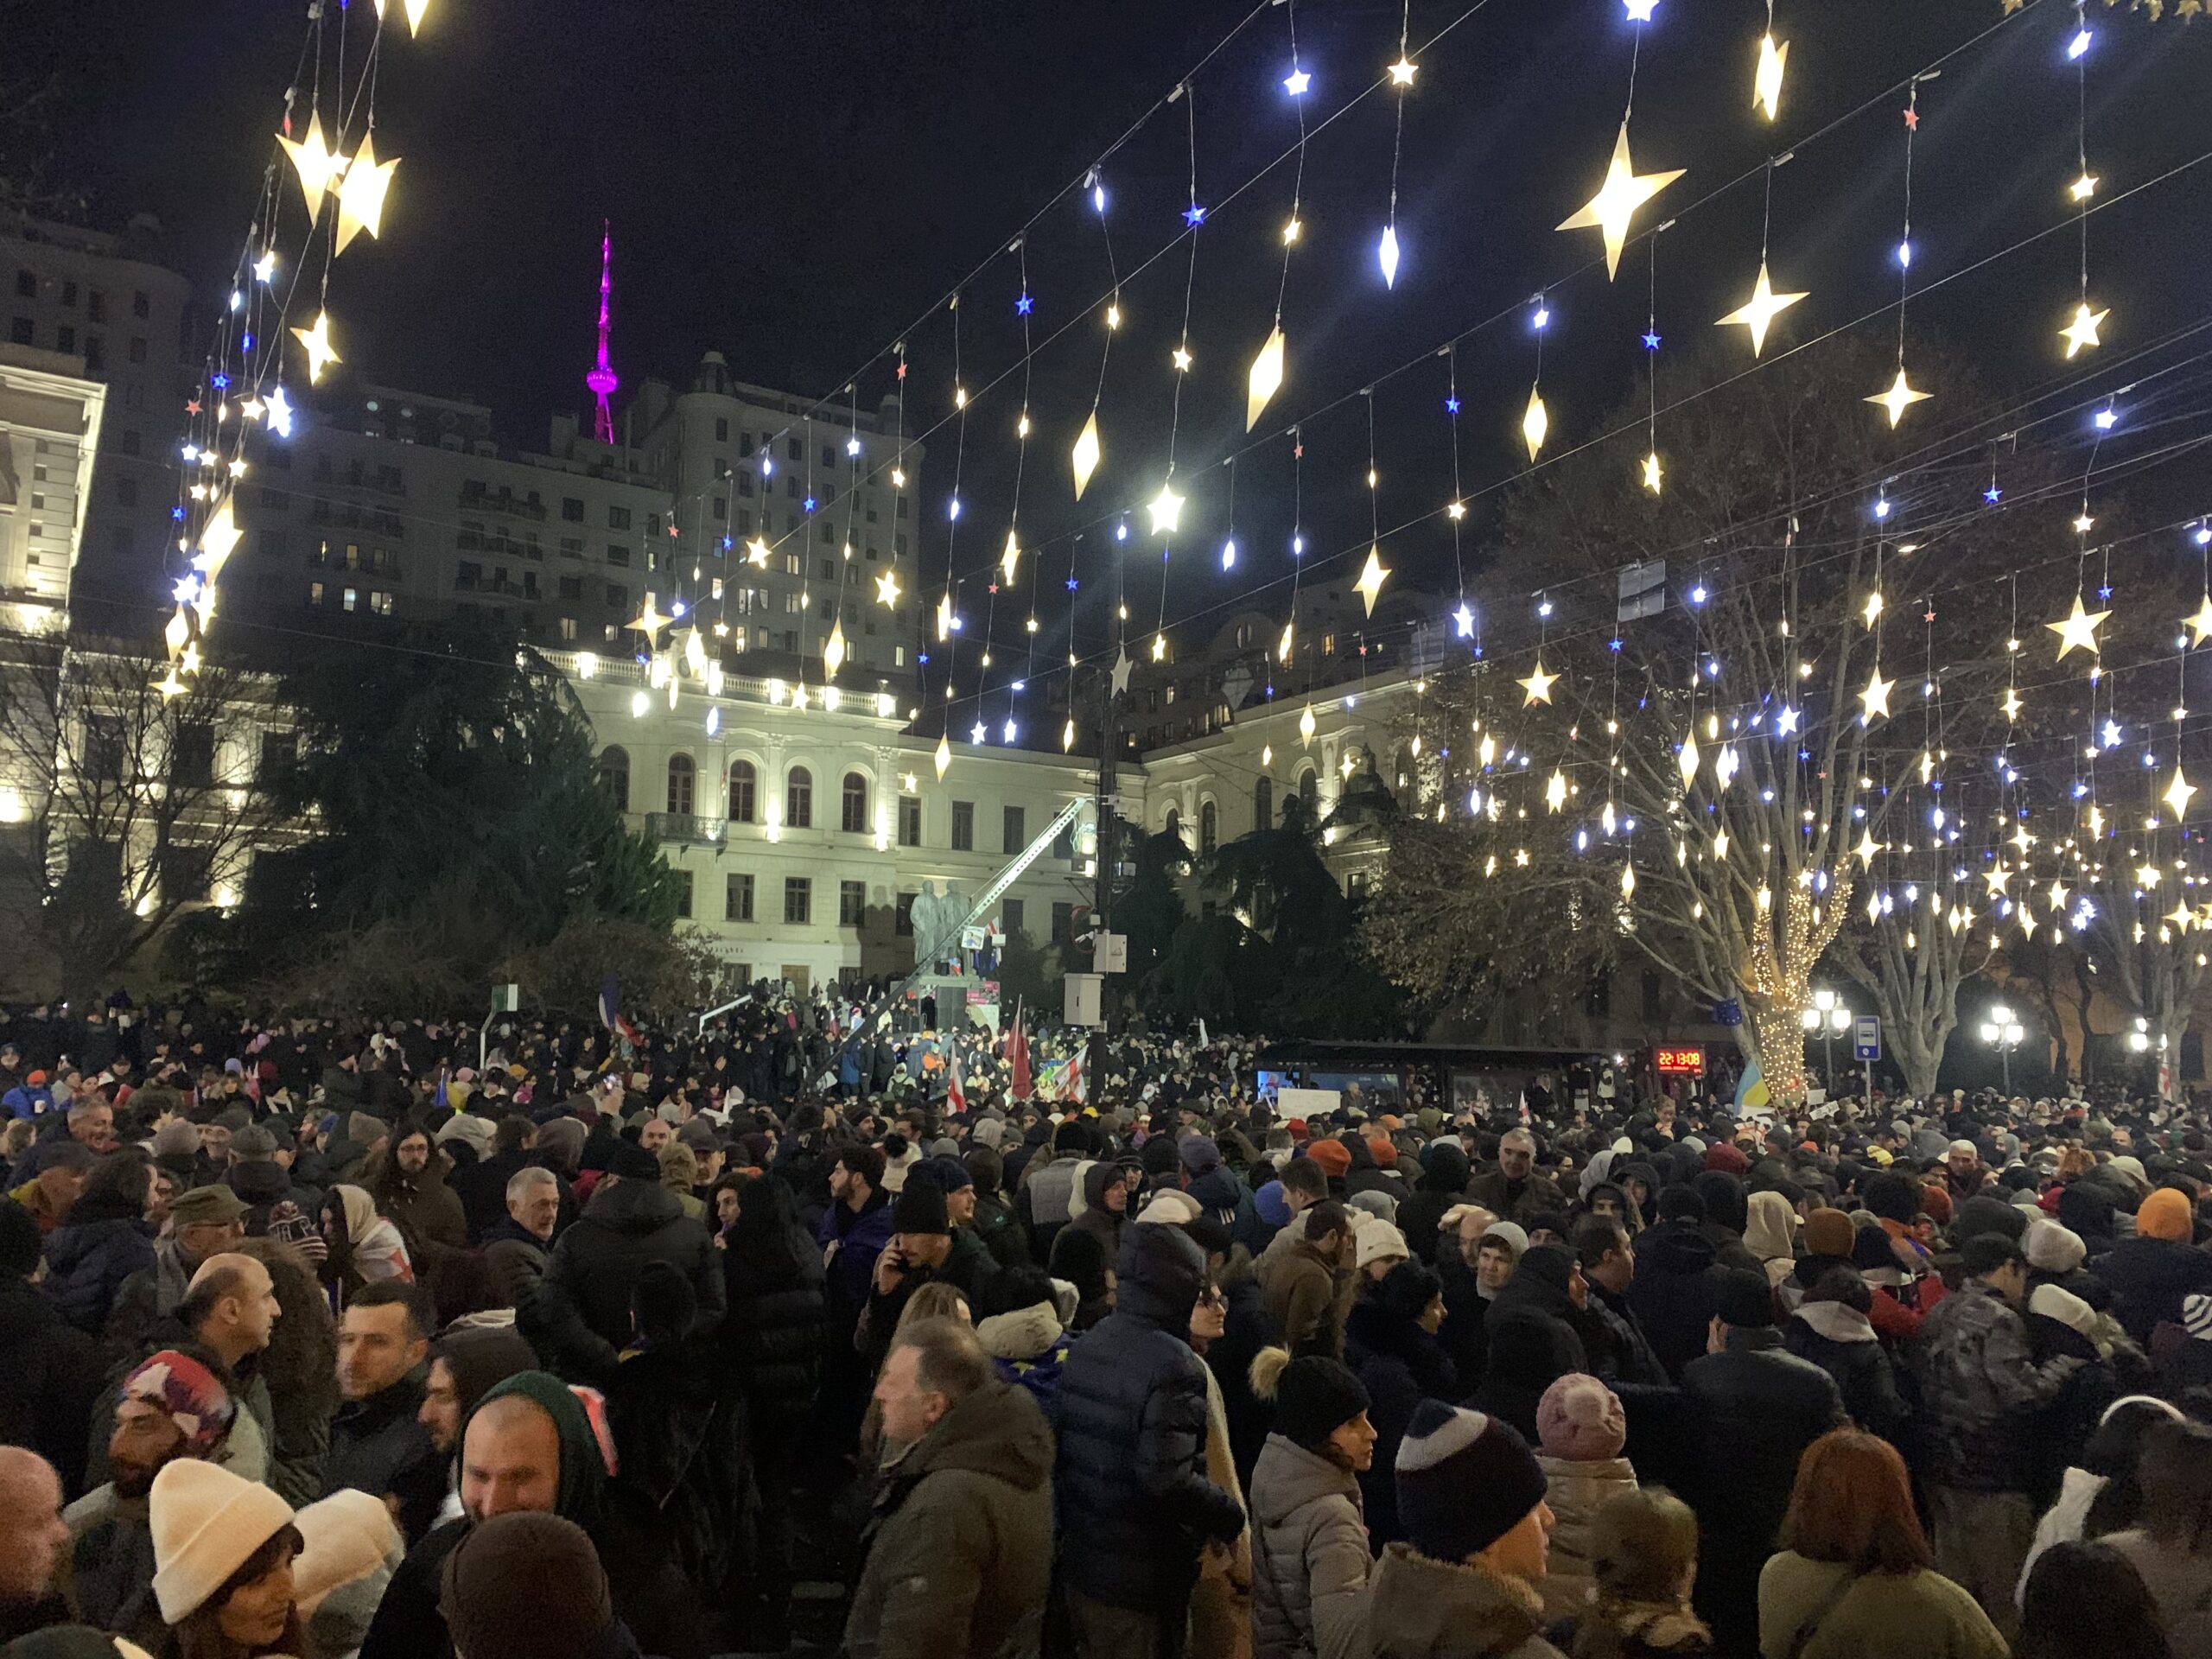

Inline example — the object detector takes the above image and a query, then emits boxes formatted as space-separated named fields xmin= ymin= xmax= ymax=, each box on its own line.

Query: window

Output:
xmin=558 ymin=575 xmax=583 ymax=601
xmin=1298 ymin=769 xmax=1318 ymax=812
xmin=784 ymin=877 xmax=810 ymax=925
xmin=839 ymin=880 xmax=866 ymax=926
xmin=951 ymin=800 xmax=974 ymax=851
xmin=1003 ymin=804 xmax=1026 ymax=854
xmin=257 ymin=730 xmax=297 ymax=787
xmin=127 ymin=336 xmax=147 ymax=364
xmin=594 ymin=747 xmax=628 ymax=808
xmin=895 ymin=892 xmax=915 ymax=936
xmin=562 ymin=497 xmax=585 ymax=522
xmin=1003 ymin=898 xmax=1025 ymax=938
xmin=1200 ymin=800 xmax=1217 ymax=854
xmin=666 ymin=753 xmax=696 ymax=816
xmin=308 ymin=581 xmax=326 ymax=607
xmin=1052 ymin=902 xmax=1075 ymax=945
xmin=785 ymin=766 xmax=812 ymax=829
xmin=160 ymin=843 xmax=213 ymax=906
xmin=727 ymin=873 xmax=754 ymax=922
xmin=606 ymin=583 xmax=627 ymax=609
xmin=8 ymin=318 xmax=29 ymax=346
xmin=342 ymin=587 xmax=359 ymax=613
xmin=786 ymin=436 xmax=802 ymax=462
xmin=607 ymin=544 xmax=631 ymax=567
xmin=673 ymin=870 xmax=694 ymax=919
xmin=1348 ymin=870 xmax=1370 ymax=904
xmin=607 ymin=505 xmax=632 ymax=530
xmin=899 ymin=795 xmax=921 ymax=846
xmin=1255 ymin=778 xmax=1274 ymax=832
xmin=88 ymin=290 xmax=105 ymax=321
xmin=56 ymin=325 xmax=73 ymax=353
xmin=728 ymin=759 xmax=756 ymax=823
xmin=841 ymin=772 xmax=868 ymax=834
xmin=13 ymin=270 xmax=33 ymax=298
xmin=1052 ymin=817 xmax=1075 ymax=860
xmin=1165 ymin=807 xmax=1182 ymax=845
xmin=714 ymin=417 xmax=728 ymax=442
xmin=132 ymin=289 xmax=149 ymax=318
xmin=169 ymin=722 xmax=216 ymax=788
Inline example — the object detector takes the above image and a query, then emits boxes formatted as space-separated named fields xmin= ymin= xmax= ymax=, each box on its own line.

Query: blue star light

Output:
xmin=1183 ymin=203 xmax=1206 ymax=227
xmin=918 ymin=651 xmax=931 ymax=665
xmin=1643 ymin=331 xmax=1662 ymax=352
xmin=1445 ymin=396 xmax=1460 ymax=414
xmin=1984 ymin=485 xmax=2004 ymax=504
xmin=211 ymin=374 xmax=229 ymax=389
xmin=1015 ymin=293 xmax=1033 ymax=316
xmin=1065 ymin=576 xmax=1080 ymax=591
xmin=804 ymin=495 xmax=817 ymax=513
xmin=2098 ymin=584 xmax=2113 ymax=601
xmin=171 ymin=506 xmax=187 ymax=521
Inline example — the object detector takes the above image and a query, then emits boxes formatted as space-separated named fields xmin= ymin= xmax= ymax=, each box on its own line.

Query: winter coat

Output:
xmin=102 ymin=1236 xmax=194 ymax=1348
xmin=1190 ymin=1164 xmax=1266 ymax=1255
xmin=1910 ymin=1281 xmax=2087 ymax=1492
xmin=66 ymin=1487 xmax=168 ymax=1654
xmin=1465 ymin=1167 xmax=1569 ymax=1227
xmin=1671 ymin=1332 xmax=1846 ymax=1656
xmin=1349 ymin=1303 xmax=1459 ymax=1548
xmin=2094 ymin=1234 xmax=2212 ymax=1346
xmin=1051 ymin=1162 xmax=1127 ymax=1277
xmin=1210 ymin=1245 xmax=1281 ymax=1491
xmin=1783 ymin=1300 xmax=1910 ymax=1445
xmin=2020 ymin=1311 xmax=2118 ymax=1507
xmin=367 ymin=1155 xmax=469 ymax=1251
xmin=1363 ymin=1543 xmax=1564 ymax=1659
xmin=1535 ymin=1454 xmax=1638 ymax=1626
xmin=1435 ymin=1249 xmax=1493 ymax=1385
xmin=1248 ymin=1434 xmax=1370 ymax=1659
xmin=323 ymin=1376 xmax=447 ymax=1544
xmin=479 ymin=1217 xmax=549 ymax=1308
xmin=2104 ymin=1529 xmax=2212 ymax=1656
xmin=969 ymin=1188 xmax=1033 ymax=1271
xmin=1582 ymin=1281 xmax=1670 ymax=1389
xmin=1571 ymin=1599 xmax=1713 ymax=1659
xmin=1054 ymin=1224 xmax=1246 ymax=1611
xmin=859 ymin=1228 xmax=999 ymax=1374
xmin=0 ymin=1270 xmax=103 ymax=1492
xmin=976 ymin=1301 xmax=1076 ymax=1418
xmin=1755 ymin=1554 xmax=2007 ymax=1659
xmin=40 ymin=1195 xmax=156 ymax=1335
xmin=844 ymin=1378 xmax=1054 ymax=1659
xmin=603 ymin=1333 xmax=747 ymax=1599
xmin=723 ymin=1220 xmax=826 ymax=1423
xmin=449 ymin=1143 xmax=532 ymax=1243
xmin=1264 ymin=1236 xmax=1348 ymax=1360
xmin=1472 ymin=1255 xmax=1591 ymax=1442
xmin=1626 ymin=1224 xmax=1721 ymax=1381
xmin=524 ymin=1176 xmax=726 ymax=1384
xmin=819 ymin=1189 xmax=899 ymax=1331
xmin=2016 ymin=1465 xmax=2104 ymax=1608
xmin=1395 ymin=1146 xmax=1471 ymax=1267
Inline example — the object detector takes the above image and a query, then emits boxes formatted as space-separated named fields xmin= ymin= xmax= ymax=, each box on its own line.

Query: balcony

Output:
xmin=460 ymin=490 xmax=547 ymax=523
xmin=646 ymin=812 xmax=728 ymax=846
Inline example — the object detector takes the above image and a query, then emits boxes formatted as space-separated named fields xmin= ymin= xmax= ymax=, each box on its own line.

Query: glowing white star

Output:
xmin=2060 ymin=301 xmax=2108 ymax=359
xmin=1071 ymin=412 xmax=1102 ymax=500
xmin=1866 ymin=365 xmax=1932 ymax=428
xmin=290 ymin=310 xmax=340 ymax=383
xmin=1388 ymin=57 xmax=1418 ymax=86
xmin=1754 ymin=32 xmax=1789 ymax=120
xmin=333 ymin=134 xmax=399 ymax=254
xmin=1147 ymin=481 xmax=1185 ymax=536
xmin=276 ymin=115 xmax=347 ymax=216
xmin=1858 ymin=670 xmax=1895 ymax=724
xmin=1519 ymin=660 xmax=1559 ymax=705
xmin=1556 ymin=119 xmax=1683 ymax=281
xmin=2044 ymin=594 xmax=2109 ymax=660
xmin=1717 ymin=260 xmax=1808 ymax=356
xmin=1354 ymin=546 xmax=1390 ymax=616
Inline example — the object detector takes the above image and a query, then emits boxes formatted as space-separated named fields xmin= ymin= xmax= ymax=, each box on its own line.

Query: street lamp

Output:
xmin=1979 ymin=1004 xmax=2026 ymax=1092
xmin=1800 ymin=988 xmax=1854 ymax=1094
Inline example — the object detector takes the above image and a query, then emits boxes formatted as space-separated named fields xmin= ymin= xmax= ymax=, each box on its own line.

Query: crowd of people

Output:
xmin=3 ymin=990 xmax=2212 ymax=1659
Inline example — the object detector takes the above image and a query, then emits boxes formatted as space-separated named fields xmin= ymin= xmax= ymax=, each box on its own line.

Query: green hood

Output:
xmin=465 ymin=1370 xmax=607 ymax=1528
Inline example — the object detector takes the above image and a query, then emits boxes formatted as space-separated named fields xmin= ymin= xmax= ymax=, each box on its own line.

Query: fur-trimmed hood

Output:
xmin=1365 ymin=1541 xmax=1560 ymax=1659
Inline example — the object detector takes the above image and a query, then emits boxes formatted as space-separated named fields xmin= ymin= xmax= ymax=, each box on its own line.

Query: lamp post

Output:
xmin=1800 ymin=989 xmax=1853 ymax=1096
xmin=2127 ymin=1017 xmax=2169 ymax=1096
xmin=1979 ymin=1004 xmax=2026 ymax=1093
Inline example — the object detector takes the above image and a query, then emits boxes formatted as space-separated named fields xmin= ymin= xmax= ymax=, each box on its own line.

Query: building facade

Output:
xmin=0 ymin=343 xmax=105 ymax=632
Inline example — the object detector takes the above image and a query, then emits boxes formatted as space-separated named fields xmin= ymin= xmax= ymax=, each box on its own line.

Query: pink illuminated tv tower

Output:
xmin=585 ymin=221 xmax=619 ymax=444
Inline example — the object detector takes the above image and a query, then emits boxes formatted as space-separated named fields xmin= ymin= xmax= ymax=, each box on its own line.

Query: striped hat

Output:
xmin=1395 ymin=1399 xmax=1548 ymax=1564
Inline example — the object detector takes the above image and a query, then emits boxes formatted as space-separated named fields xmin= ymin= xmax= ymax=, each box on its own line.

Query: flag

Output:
xmin=1008 ymin=1002 xmax=1033 ymax=1099
xmin=1198 ymin=1017 xmax=1209 ymax=1048
xmin=1036 ymin=1052 xmax=1085 ymax=1103
xmin=597 ymin=976 xmax=642 ymax=1049
xmin=1736 ymin=1057 xmax=1770 ymax=1111
xmin=947 ymin=1068 xmax=967 ymax=1116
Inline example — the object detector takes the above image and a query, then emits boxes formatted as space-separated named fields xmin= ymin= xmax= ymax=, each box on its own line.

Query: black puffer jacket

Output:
xmin=1054 ymin=1224 xmax=1246 ymax=1611
xmin=0 ymin=1268 xmax=104 ymax=1491
xmin=723 ymin=1219 xmax=826 ymax=1421
xmin=2095 ymin=1235 xmax=2212 ymax=1346
xmin=1783 ymin=1300 xmax=1910 ymax=1445
xmin=523 ymin=1176 xmax=726 ymax=1383
xmin=40 ymin=1190 xmax=156 ymax=1335
xmin=1470 ymin=1246 xmax=1590 ymax=1441
xmin=1627 ymin=1221 xmax=1722 ymax=1380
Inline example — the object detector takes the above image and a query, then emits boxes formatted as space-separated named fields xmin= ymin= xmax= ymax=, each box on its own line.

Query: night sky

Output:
xmin=26 ymin=0 xmax=2212 ymax=671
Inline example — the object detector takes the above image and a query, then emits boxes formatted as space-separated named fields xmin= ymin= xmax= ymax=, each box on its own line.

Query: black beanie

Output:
xmin=604 ymin=1140 xmax=661 ymax=1182
xmin=1273 ymin=1357 xmax=1370 ymax=1452
xmin=1955 ymin=1194 xmax=2028 ymax=1245
xmin=441 ymin=1512 xmax=611 ymax=1659
xmin=893 ymin=1180 xmax=950 ymax=1236
xmin=1395 ymin=1400 xmax=1549 ymax=1563
xmin=1711 ymin=1268 xmax=1777 ymax=1328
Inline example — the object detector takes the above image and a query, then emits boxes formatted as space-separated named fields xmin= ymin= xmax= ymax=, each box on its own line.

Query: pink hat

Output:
xmin=1535 ymin=1372 xmax=1626 ymax=1462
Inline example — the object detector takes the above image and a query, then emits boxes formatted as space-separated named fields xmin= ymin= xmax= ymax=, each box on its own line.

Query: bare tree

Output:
xmin=0 ymin=633 xmax=291 ymax=997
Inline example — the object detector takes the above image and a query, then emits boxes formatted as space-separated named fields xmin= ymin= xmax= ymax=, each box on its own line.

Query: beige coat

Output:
xmin=1535 ymin=1453 xmax=1637 ymax=1624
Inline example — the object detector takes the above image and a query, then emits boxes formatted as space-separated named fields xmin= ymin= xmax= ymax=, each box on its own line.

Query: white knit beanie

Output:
xmin=1355 ymin=1217 xmax=1410 ymax=1272
xmin=149 ymin=1458 xmax=296 ymax=1624
xmin=2024 ymin=1219 xmax=2088 ymax=1274
xmin=1136 ymin=1190 xmax=1203 ymax=1227
xmin=292 ymin=1487 xmax=402 ymax=1612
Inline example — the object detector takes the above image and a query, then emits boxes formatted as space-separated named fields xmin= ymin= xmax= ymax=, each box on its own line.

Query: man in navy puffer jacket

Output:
xmin=1052 ymin=1221 xmax=1245 ymax=1657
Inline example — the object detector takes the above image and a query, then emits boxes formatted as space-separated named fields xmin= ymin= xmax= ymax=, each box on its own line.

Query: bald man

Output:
xmin=0 ymin=1447 xmax=70 ymax=1642
xmin=180 ymin=1252 xmax=280 ymax=1484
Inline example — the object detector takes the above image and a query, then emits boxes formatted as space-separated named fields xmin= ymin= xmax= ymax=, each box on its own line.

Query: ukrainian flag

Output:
xmin=1736 ymin=1058 xmax=1770 ymax=1111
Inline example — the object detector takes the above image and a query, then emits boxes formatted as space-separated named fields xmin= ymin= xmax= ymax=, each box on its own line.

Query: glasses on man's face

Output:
xmin=1199 ymin=1289 xmax=1226 ymax=1311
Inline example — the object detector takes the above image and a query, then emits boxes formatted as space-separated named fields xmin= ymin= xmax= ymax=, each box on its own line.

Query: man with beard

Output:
xmin=369 ymin=1126 xmax=467 ymax=1249
xmin=358 ymin=1371 xmax=709 ymax=1659
xmin=323 ymin=1281 xmax=446 ymax=1543
xmin=65 ymin=1349 xmax=239 ymax=1653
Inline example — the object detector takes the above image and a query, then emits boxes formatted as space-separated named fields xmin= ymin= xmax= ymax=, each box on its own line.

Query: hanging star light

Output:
xmin=2001 ymin=686 xmax=2024 ymax=721
xmin=2184 ymin=595 xmax=2212 ymax=646
xmin=1246 ymin=327 xmax=1285 ymax=432
xmin=1556 ymin=120 xmax=1683 ymax=281
xmin=1071 ymin=413 xmax=1102 ymax=500
xmin=1546 ymin=769 xmax=1568 ymax=811
xmin=1062 ymin=718 xmax=1077 ymax=753
xmin=1519 ymin=660 xmax=1559 ymax=705
xmin=262 ymin=385 xmax=296 ymax=438
xmin=154 ymin=666 xmax=188 ymax=700
xmin=1624 ymin=0 xmax=1657 ymax=17
xmin=1717 ymin=261 xmax=1807 ymax=356
xmin=1377 ymin=226 xmax=1401 ymax=289
xmin=1853 ymin=830 xmax=1884 ymax=869
xmin=1677 ymin=731 xmax=1701 ymax=786
xmin=1866 ymin=365 xmax=1932 ymax=428
xmin=1278 ymin=620 xmax=1295 ymax=664
xmin=935 ymin=592 xmax=954 ymax=642
xmin=2060 ymin=300 xmax=2108 ymax=359
xmin=627 ymin=594 xmax=671 ymax=642
xmin=332 ymin=135 xmax=400 ymax=254
xmin=1109 ymin=648 xmax=1133 ymax=696
xmin=1147 ymin=480 xmax=1185 ymax=536
xmin=1453 ymin=601 xmax=1476 ymax=638
xmin=741 ymin=537 xmax=770 ymax=569
xmin=2070 ymin=170 xmax=2100 ymax=202
xmin=276 ymin=115 xmax=347 ymax=217
xmin=823 ymin=619 xmax=847 ymax=679
xmin=1754 ymin=30 xmax=1789 ymax=121
xmin=193 ymin=497 xmax=244 ymax=576
xmin=1639 ymin=448 xmax=1664 ymax=494
xmin=290 ymin=311 xmax=340 ymax=384
xmin=2044 ymin=594 xmax=2110 ymax=659
xmin=1984 ymin=866 xmax=2012 ymax=898
xmin=2165 ymin=766 xmax=2197 ymax=819
xmin=1150 ymin=632 xmax=1167 ymax=663
xmin=373 ymin=0 xmax=433 ymax=35
xmin=1388 ymin=55 xmax=1417 ymax=86
xmin=1299 ymin=704 xmax=1318 ymax=747
xmin=1858 ymin=670 xmax=1894 ymax=723
xmin=1521 ymin=385 xmax=1549 ymax=462
xmin=874 ymin=569 xmax=900 ymax=607
xmin=1171 ymin=346 xmax=1193 ymax=372
xmin=1000 ymin=529 xmax=1020 ymax=587
xmin=1354 ymin=546 xmax=1391 ymax=616
xmin=934 ymin=734 xmax=952 ymax=779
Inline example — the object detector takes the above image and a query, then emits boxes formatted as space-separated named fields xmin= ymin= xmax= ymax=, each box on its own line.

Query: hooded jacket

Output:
xmin=1626 ymin=1222 xmax=1721 ymax=1381
xmin=1363 ymin=1543 xmax=1564 ymax=1659
xmin=1265 ymin=1232 xmax=1350 ymax=1361
xmin=844 ymin=1379 xmax=1054 ymax=1659
xmin=722 ymin=1216 xmax=826 ymax=1422
xmin=1054 ymin=1224 xmax=1246 ymax=1611
xmin=1473 ymin=1249 xmax=1591 ymax=1440
xmin=39 ymin=1185 xmax=156 ymax=1335
xmin=523 ymin=1175 xmax=725 ymax=1383
xmin=355 ymin=1371 xmax=710 ymax=1659
xmin=1051 ymin=1160 xmax=1128 ymax=1276
xmin=2094 ymin=1233 xmax=2212 ymax=1346
xmin=1249 ymin=1434 xmax=1370 ymax=1659
xmin=1783 ymin=1299 xmax=1910 ymax=1445
xmin=1395 ymin=1144 xmax=1470 ymax=1266
xmin=1911 ymin=1281 xmax=2088 ymax=1492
